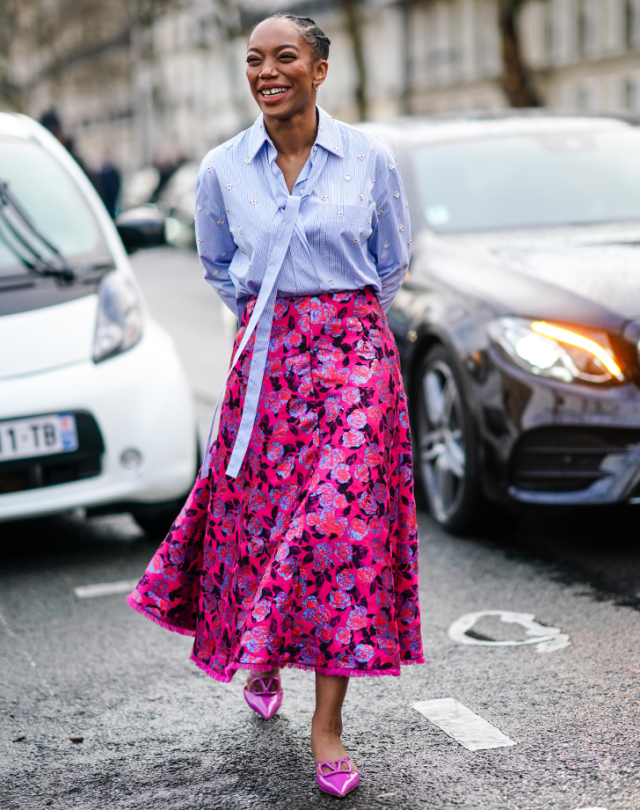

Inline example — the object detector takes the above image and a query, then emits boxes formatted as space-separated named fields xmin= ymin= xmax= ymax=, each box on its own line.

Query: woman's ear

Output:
xmin=312 ymin=59 xmax=328 ymax=91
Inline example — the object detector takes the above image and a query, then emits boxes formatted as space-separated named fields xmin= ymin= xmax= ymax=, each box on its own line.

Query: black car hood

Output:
xmin=416 ymin=222 xmax=640 ymax=334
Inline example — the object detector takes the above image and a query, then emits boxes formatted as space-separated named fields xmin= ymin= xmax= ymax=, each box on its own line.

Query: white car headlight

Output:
xmin=93 ymin=271 xmax=144 ymax=362
xmin=488 ymin=317 xmax=624 ymax=384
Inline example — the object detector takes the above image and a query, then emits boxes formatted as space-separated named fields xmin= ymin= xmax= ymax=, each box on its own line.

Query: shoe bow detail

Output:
xmin=243 ymin=673 xmax=283 ymax=720
xmin=315 ymin=757 xmax=360 ymax=797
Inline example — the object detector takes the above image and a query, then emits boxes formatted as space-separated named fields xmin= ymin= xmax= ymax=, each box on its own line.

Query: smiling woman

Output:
xmin=128 ymin=12 xmax=423 ymax=799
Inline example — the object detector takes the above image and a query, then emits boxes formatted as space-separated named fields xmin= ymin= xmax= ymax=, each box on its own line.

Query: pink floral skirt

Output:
xmin=128 ymin=287 xmax=424 ymax=681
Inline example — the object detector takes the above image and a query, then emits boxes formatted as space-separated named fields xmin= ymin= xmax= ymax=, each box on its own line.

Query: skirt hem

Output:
xmin=128 ymin=584 xmax=425 ymax=682
xmin=127 ymin=594 xmax=196 ymax=638
xmin=189 ymin=652 xmax=426 ymax=683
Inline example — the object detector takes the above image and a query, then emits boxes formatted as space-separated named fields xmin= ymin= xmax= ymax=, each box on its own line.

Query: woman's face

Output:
xmin=246 ymin=18 xmax=327 ymax=120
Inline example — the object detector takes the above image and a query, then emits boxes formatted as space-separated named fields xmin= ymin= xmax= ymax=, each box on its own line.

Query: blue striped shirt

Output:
xmin=195 ymin=106 xmax=411 ymax=479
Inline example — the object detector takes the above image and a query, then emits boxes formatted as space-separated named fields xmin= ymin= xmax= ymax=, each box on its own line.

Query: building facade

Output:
xmin=6 ymin=0 xmax=640 ymax=177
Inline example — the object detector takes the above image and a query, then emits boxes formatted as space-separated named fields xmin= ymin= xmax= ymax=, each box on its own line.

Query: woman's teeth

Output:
xmin=262 ymin=87 xmax=288 ymax=97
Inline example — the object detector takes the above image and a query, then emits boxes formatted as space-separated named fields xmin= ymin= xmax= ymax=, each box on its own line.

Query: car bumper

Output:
xmin=0 ymin=321 xmax=196 ymax=522
xmin=475 ymin=351 xmax=640 ymax=506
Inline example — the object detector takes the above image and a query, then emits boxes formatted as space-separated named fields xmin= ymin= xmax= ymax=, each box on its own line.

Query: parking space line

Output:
xmin=74 ymin=580 xmax=139 ymax=599
xmin=413 ymin=698 xmax=516 ymax=751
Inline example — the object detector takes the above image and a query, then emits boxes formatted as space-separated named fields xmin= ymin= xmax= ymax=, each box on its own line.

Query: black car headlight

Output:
xmin=488 ymin=317 xmax=624 ymax=384
xmin=93 ymin=271 xmax=144 ymax=362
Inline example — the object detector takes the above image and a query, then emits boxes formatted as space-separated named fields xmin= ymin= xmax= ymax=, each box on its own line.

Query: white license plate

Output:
xmin=0 ymin=414 xmax=78 ymax=461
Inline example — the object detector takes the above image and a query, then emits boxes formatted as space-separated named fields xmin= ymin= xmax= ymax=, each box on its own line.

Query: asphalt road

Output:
xmin=2 ymin=247 xmax=639 ymax=810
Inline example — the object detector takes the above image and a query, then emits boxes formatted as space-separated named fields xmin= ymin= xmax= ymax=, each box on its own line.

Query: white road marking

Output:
xmin=413 ymin=698 xmax=516 ymax=751
xmin=448 ymin=610 xmax=570 ymax=653
xmin=74 ymin=579 xmax=139 ymax=599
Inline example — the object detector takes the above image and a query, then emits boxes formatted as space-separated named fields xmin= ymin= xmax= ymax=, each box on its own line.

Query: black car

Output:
xmin=362 ymin=113 xmax=640 ymax=533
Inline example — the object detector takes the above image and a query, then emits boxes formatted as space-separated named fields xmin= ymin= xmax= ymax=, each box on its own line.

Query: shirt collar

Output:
xmin=315 ymin=106 xmax=344 ymax=158
xmin=244 ymin=105 xmax=344 ymax=163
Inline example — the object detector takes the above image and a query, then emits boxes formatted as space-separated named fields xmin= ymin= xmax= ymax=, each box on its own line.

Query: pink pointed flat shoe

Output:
xmin=315 ymin=757 xmax=360 ymax=798
xmin=243 ymin=673 xmax=283 ymax=720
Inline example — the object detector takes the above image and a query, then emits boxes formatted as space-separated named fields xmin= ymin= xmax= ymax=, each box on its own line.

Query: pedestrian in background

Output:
xmin=39 ymin=109 xmax=93 ymax=182
xmin=96 ymin=151 xmax=121 ymax=219
xmin=128 ymin=12 xmax=423 ymax=798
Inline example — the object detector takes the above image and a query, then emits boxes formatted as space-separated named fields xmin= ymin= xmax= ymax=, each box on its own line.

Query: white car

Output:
xmin=0 ymin=113 xmax=198 ymax=531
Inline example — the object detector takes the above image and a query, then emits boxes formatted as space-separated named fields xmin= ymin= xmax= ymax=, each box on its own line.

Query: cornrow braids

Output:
xmin=262 ymin=12 xmax=331 ymax=61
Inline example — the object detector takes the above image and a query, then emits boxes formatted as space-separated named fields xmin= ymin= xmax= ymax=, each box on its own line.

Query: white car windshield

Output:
xmin=0 ymin=139 xmax=110 ymax=277
xmin=415 ymin=128 xmax=640 ymax=233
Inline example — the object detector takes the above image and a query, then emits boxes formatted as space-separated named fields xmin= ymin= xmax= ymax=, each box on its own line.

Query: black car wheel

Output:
xmin=415 ymin=345 xmax=483 ymax=534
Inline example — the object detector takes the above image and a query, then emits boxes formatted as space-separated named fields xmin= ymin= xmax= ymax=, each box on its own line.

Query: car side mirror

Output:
xmin=115 ymin=206 xmax=166 ymax=254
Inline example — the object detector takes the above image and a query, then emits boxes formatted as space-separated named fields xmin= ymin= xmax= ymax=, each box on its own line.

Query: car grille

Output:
xmin=0 ymin=412 xmax=104 ymax=495
xmin=510 ymin=427 xmax=640 ymax=493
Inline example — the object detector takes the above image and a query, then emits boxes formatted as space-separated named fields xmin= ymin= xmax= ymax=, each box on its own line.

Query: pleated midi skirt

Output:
xmin=128 ymin=287 xmax=424 ymax=681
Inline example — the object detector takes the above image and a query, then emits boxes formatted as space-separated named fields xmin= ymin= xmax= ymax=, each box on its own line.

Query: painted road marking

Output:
xmin=448 ymin=610 xmax=570 ymax=653
xmin=74 ymin=580 xmax=139 ymax=599
xmin=413 ymin=698 xmax=515 ymax=751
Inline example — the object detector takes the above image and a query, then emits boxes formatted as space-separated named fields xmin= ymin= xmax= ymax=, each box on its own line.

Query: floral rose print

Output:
xmin=128 ymin=288 xmax=424 ymax=681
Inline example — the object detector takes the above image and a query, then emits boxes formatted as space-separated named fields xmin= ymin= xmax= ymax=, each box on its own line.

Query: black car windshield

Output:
xmin=414 ymin=127 xmax=640 ymax=233
xmin=0 ymin=139 xmax=110 ymax=277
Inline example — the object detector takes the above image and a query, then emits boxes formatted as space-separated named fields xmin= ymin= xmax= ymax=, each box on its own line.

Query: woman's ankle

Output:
xmin=246 ymin=668 xmax=281 ymax=692
xmin=311 ymin=713 xmax=343 ymax=740
xmin=247 ymin=667 xmax=280 ymax=677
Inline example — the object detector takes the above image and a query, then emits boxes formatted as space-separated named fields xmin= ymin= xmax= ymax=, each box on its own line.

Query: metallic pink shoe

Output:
xmin=315 ymin=758 xmax=360 ymax=798
xmin=243 ymin=673 xmax=283 ymax=720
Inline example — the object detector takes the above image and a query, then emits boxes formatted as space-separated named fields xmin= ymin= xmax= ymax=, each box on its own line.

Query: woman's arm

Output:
xmin=368 ymin=148 xmax=411 ymax=313
xmin=195 ymin=160 xmax=242 ymax=318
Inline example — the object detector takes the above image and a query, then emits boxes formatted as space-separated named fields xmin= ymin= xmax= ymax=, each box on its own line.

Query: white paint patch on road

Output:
xmin=74 ymin=580 xmax=139 ymax=599
xmin=413 ymin=698 xmax=516 ymax=751
xmin=448 ymin=610 xmax=570 ymax=653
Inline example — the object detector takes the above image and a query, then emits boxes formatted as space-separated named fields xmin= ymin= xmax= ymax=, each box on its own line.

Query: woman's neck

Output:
xmin=264 ymin=104 xmax=318 ymax=158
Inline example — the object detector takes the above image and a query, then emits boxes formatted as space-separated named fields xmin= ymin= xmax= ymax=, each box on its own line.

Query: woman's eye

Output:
xmin=279 ymin=53 xmax=296 ymax=60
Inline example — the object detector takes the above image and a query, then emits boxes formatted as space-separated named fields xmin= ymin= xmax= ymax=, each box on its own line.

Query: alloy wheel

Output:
xmin=418 ymin=358 xmax=468 ymax=523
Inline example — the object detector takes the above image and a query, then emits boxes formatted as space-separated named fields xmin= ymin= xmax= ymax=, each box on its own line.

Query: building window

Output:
xmin=624 ymin=0 xmax=635 ymax=50
xmin=544 ymin=0 xmax=554 ymax=62
xmin=577 ymin=0 xmax=589 ymax=57
xmin=624 ymin=76 xmax=637 ymax=108
xmin=576 ymin=83 xmax=591 ymax=109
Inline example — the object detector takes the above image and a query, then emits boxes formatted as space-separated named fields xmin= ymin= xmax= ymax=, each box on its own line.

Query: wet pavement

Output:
xmin=1 ymin=248 xmax=639 ymax=810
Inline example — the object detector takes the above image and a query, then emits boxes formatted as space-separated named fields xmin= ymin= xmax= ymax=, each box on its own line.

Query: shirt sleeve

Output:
xmin=194 ymin=160 xmax=243 ymax=318
xmin=368 ymin=146 xmax=411 ymax=313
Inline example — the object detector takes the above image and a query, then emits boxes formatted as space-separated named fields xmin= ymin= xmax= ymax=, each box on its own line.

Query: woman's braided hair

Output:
xmin=261 ymin=13 xmax=331 ymax=61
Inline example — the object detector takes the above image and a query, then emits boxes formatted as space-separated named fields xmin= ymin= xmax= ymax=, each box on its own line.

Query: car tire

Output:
xmin=414 ymin=344 xmax=484 ymax=535
xmin=132 ymin=432 xmax=202 ymax=538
